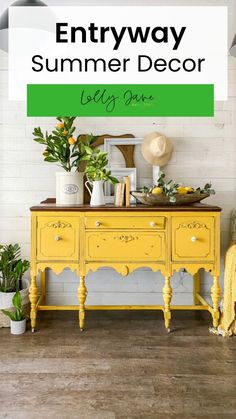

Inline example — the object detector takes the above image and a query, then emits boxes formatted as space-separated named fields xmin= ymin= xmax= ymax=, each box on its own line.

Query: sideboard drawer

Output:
xmin=37 ymin=217 xmax=79 ymax=261
xmin=85 ymin=231 xmax=165 ymax=261
xmin=85 ymin=216 xmax=166 ymax=230
xmin=172 ymin=217 xmax=215 ymax=261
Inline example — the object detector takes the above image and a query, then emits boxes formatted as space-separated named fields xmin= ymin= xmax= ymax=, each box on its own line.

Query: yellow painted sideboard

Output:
xmin=30 ymin=200 xmax=221 ymax=332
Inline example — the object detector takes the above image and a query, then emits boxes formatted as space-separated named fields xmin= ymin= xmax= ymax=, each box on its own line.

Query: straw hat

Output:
xmin=141 ymin=132 xmax=173 ymax=166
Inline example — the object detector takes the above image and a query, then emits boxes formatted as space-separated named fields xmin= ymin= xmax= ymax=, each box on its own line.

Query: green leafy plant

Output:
xmin=2 ymin=291 xmax=25 ymax=321
xmin=0 ymin=244 xmax=30 ymax=293
xmin=85 ymin=149 xmax=119 ymax=184
xmin=33 ymin=117 xmax=97 ymax=172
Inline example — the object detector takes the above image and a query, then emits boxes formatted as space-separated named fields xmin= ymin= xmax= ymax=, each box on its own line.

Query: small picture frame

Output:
xmin=105 ymin=168 xmax=137 ymax=204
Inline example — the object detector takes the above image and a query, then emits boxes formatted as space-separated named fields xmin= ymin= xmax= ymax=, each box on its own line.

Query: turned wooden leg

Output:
xmin=211 ymin=275 xmax=221 ymax=328
xmin=78 ymin=275 xmax=87 ymax=331
xmin=40 ymin=270 xmax=46 ymax=305
xmin=29 ymin=274 xmax=38 ymax=332
xmin=193 ymin=271 xmax=200 ymax=305
xmin=163 ymin=276 xmax=172 ymax=332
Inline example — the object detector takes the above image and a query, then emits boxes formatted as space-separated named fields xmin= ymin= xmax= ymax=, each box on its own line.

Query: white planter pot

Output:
xmin=10 ymin=318 xmax=26 ymax=335
xmin=0 ymin=279 xmax=30 ymax=328
xmin=85 ymin=180 xmax=105 ymax=206
xmin=0 ymin=279 xmax=29 ymax=310
xmin=56 ymin=172 xmax=84 ymax=205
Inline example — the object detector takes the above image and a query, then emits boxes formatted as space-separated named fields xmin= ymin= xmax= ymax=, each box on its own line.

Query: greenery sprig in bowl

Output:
xmin=133 ymin=171 xmax=215 ymax=205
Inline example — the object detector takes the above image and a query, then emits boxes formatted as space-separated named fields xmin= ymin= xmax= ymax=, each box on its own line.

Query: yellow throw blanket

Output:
xmin=217 ymin=242 xmax=236 ymax=336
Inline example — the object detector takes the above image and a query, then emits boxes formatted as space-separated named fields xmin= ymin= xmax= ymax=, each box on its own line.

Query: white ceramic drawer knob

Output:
xmin=95 ymin=221 xmax=101 ymax=227
xmin=55 ymin=235 xmax=61 ymax=241
xmin=150 ymin=221 xmax=156 ymax=228
xmin=191 ymin=236 xmax=197 ymax=242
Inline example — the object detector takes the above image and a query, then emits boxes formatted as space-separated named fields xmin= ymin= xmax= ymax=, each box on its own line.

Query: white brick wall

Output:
xmin=0 ymin=0 xmax=236 ymax=306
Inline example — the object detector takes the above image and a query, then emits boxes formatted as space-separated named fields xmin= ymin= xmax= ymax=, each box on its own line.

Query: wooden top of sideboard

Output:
xmin=30 ymin=198 xmax=221 ymax=212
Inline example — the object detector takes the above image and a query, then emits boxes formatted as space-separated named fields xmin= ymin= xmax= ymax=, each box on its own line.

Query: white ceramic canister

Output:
xmin=56 ymin=172 xmax=84 ymax=205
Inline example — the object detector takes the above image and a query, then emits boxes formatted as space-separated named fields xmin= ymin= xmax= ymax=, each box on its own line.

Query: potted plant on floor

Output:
xmin=2 ymin=291 xmax=26 ymax=335
xmin=85 ymin=149 xmax=118 ymax=206
xmin=0 ymin=244 xmax=30 ymax=328
xmin=33 ymin=117 xmax=98 ymax=205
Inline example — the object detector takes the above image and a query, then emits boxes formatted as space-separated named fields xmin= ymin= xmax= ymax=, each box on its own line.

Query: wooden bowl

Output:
xmin=130 ymin=191 xmax=210 ymax=206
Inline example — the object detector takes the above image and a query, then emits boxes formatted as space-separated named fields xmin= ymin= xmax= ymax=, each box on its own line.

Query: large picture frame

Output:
xmin=104 ymin=137 xmax=143 ymax=166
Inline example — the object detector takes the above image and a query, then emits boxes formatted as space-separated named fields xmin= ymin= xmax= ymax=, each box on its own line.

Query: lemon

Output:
xmin=185 ymin=186 xmax=194 ymax=193
xmin=177 ymin=186 xmax=187 ymax=195
xmin=152 ymin=187 xmax=163 ymax=195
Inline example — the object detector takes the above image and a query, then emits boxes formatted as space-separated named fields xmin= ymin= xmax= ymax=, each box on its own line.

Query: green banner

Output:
xmin=27 ymin=84 xmax=214 ymax=117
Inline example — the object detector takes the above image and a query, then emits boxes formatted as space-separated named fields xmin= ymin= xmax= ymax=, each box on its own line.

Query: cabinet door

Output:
xmin=37 ymin=217 xmax=79 ymax=261
xmin=85 ymin=231 xmax=165 ymax=261
xmin=172 ymin=217 xmax=215 ymax=261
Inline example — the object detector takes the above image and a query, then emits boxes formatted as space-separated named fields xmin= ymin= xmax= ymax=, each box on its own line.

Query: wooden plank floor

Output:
xmin=0 ymin=310 xmax=236 ymax=419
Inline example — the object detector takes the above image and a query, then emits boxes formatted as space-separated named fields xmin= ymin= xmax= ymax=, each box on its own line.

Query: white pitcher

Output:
xmin=85 ymin=180 xmax=105 ymax=206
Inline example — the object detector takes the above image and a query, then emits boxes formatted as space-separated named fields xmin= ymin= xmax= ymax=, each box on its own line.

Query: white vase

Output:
xmin=10 ymin=319 xmax=26 ymax=335
xmin=56 ymin=172 xmax=84 ymax=205
xmin=85 ymin=180 xmax=105 ymax=206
